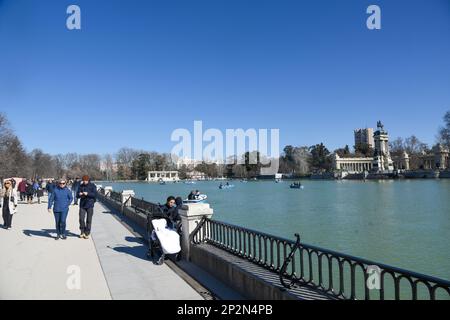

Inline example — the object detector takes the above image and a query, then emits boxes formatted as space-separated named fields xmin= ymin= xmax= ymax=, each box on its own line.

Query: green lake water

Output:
xmin=101 ymin=179 xmax=450 ymax=281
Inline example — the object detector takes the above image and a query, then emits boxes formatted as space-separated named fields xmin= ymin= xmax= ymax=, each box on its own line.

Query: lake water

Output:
xmin=101 ymin=179 xmax=450 ymax=280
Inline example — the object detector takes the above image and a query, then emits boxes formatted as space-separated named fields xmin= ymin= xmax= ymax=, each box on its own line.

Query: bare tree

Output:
xmin=0 ymin=113 xmax=31 ymax=179
xmin=438 ymin=110 xmax=450 ymax=147
xmin=30 ymin=149 xmax=57 ymax=178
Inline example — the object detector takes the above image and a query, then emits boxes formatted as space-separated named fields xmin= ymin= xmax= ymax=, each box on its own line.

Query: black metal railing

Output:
xmin=130 ymin=196 xmax=161 ymax=216
xmin=98 ymin=187 xmax=162 ymax=218
xmin=109 ymin=191 xmax=122 ymax=202
xmin=191 ymin=217 xmax=450 ymax=300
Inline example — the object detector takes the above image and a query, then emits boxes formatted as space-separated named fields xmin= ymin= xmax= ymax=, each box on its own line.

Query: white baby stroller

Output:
xmin=147 ymin=207 xmax=182 ymax=265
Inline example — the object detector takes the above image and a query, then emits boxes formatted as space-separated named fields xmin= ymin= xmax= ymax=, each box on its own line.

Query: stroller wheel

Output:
xmin=157 ymin=255 xmax=164 ymax=265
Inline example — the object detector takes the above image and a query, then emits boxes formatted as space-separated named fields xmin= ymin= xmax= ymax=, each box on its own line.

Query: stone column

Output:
xmin=179 ymin=203 xmax=214 ymax=260
xmin=121 ymin=190 xmax=135 ymax=207
xmin=104 ymin=186 xmax=113 ymax=197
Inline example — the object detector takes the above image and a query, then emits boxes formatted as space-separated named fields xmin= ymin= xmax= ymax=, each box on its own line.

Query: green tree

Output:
xmin=195 ymin=161 xmax=219 ymax=178
xmin=131 ymin=153 xmax=152 ymax=180
xmin=309 ymin=143 xmax=332 ymax=172
xmin=354 ymin=144 xmax=374 ymax=157
xmin=335 ymin=145 xmax=351 ymax=157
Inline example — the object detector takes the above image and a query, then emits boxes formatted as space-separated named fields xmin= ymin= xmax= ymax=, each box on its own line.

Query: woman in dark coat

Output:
xmin=26 ymin=180 xmax=34 ymax=204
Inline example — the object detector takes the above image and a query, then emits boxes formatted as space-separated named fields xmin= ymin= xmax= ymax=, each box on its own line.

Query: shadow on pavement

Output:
xmin=23 ymin=229 xmax=80 ymax=238
xmin=110 ymin=244 xmax=149 ymax=262
xmin=110 ymin=236 xmax=175 ymax=265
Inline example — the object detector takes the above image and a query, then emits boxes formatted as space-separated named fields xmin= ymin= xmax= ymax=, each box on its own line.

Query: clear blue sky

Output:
xmin=0 ymin=0 xmax=449 ymax=155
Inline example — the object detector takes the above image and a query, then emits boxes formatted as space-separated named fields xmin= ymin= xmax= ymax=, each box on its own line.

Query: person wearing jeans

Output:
xmin=48 ymin=179 xmax=73 ymax=240
xmin=77 ymin=175 xmax=97 ymax=239
xmin=71 ymin=177 xmax=80 ymax=205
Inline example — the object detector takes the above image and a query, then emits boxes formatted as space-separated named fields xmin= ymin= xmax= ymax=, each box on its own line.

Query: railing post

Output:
xmin=121 ymin=190 xmax=135 ymax=207
xmin=104 ymin=186 xmax=113 ymax=197
xmin=179 ymin=203 xmax=213 ymax=261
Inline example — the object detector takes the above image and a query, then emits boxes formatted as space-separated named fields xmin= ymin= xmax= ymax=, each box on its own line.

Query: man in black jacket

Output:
xmin=77 ymin=175 xmax=97 ymax=239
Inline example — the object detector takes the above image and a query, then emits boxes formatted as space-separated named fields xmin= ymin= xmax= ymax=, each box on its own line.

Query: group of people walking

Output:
xmin=1 ymin=176 xmax=97 ymax=240
xmin=47 ymin=175 xmax=97 ymax=240
xmin=17 ymin=179 xmax=45 ymax=204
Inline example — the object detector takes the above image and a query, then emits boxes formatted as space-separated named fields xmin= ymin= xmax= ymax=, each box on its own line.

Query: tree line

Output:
xmin=1 ymin=111 xmax=449 ymax=181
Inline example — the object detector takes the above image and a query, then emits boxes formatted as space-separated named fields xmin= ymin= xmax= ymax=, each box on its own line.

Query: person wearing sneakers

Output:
xmin=77 ymin=175 xmax=97 ymax=239
xmin=48 ymin=179 xmax=73 ymax=240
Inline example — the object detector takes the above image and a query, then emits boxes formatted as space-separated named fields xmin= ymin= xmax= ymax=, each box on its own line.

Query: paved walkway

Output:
xmin=0 ymin=197 xmax=203 ymax=300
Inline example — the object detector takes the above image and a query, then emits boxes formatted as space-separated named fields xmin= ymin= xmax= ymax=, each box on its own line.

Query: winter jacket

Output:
xmin=77 ymin=182 xmax=97 ymax=209
xmin=18 ymin=181 xmax=26 ymax=193
xmin=0 ymin=189 xmax=18 ymax=214
xmin=46 ymin=182 xmax=55 ymax=193
xmin=48 ymin=186 xmax=73 ymax=212
xmin=25 ymin=183 xmax=34 ymax=195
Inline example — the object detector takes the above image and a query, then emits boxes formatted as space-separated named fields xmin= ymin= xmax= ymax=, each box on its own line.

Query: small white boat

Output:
xmin=183 ymin=194 xmax=208 ymax=203
xmin=219 ymin=184 xmax=235 ymax=189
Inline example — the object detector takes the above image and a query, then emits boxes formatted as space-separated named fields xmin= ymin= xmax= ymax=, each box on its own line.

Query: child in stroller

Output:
xmin=146 ymin=196 xmax=183 ymax=265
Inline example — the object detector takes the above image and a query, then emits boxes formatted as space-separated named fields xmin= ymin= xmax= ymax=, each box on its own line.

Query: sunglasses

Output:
xmin=59 ymin=182 xmax=66 ymax=185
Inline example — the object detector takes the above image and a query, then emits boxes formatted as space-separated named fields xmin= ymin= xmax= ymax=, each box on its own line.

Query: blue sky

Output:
xmin=0 ymin=0 xmax=449 ymax=155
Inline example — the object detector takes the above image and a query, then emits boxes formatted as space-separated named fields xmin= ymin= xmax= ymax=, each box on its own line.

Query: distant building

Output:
xmin=392 ymin=151 xmax=410 ymax=171
xmin=175 ymin=157 xmax=202 ymax=169
xmin=354 ymin=128 xmax=374 ymax=151
xmin=335 ymin=122 xmax=450 ymax=174
xmin=419 ymin=144 xmax=450 ymax=170
xmin=186 ymin=171 xmax=208 ymax=180
xmin=147 ymin=171 xmax=180 ymax=182
xmin=333 ymin=154 xmax=373 ymax=173
xmin=334 ymin=121 xmax=394 ymax=173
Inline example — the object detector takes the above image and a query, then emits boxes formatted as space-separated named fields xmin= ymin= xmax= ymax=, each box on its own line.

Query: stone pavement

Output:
xmin=0 ymin=197 xmax=203 ymax=300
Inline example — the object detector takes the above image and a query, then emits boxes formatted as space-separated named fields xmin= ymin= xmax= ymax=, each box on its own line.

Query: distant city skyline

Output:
xmin=1 ymin=0 xmax=449 ymax=155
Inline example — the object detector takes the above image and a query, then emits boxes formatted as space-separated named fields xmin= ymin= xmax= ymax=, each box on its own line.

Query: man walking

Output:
xmin=48 ymin=179 xmax=73 ymax=240
xmin=18 ymin=178 xmax=26 ymax=202
xmin=72 ymin=177 xmax=80 ymax=205
xmin=46 ymin=179 xmax=55 ymax=201
xmin=77 ymin=175 xmax=97 ymax=239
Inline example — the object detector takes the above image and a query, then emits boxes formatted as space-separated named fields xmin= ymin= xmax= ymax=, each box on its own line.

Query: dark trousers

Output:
xmin=2 ymin=206 xmax=13 ymax=228
xmin=53 ymin=209 xmax=69 ymax=236
xmin=20 ymin=192 xmax=26 ymax=201
xmin=72 ymin=191 xmax=78 ymax=204
xmin=79 ymin=207 xmax=94 ymax=235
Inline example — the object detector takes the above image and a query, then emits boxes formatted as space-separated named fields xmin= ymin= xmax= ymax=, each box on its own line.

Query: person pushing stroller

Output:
xmin=146 ymin=196 xmax=183 ymax=265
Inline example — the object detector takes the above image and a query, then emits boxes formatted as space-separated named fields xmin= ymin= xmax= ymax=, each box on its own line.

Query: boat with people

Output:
xmin=290 ymin=182 xmax=304 ymax=189
xmin=183 ymin=194 xmax=208 ymax=204
xmin=184 ymin=181 xmax=196 ymax=185
xmin=219 ymin=183 xmax=235 ymax=189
